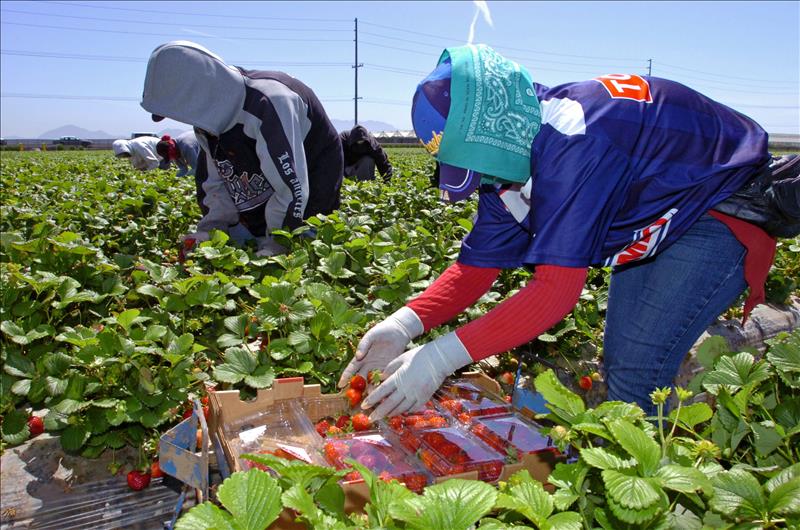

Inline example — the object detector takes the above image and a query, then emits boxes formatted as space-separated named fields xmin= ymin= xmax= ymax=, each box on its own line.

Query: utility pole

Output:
xmin=647 ymin=58 xmax=652 ymax=77
xmin=353 ymin=18 xmax=363 ymax=126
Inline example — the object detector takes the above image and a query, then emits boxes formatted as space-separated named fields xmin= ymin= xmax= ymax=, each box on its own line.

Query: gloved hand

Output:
xmin=337 ymin=306 xmax=423 ymax=388
xmin=255 ymin=235 xmax=287 ymax=257
xmin=361 ymin=332 xmax=472 ymax=421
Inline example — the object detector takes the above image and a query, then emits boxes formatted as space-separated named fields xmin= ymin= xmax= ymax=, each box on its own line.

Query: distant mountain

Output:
xmin=331 ymin=119 xmax=396 ymax=133
xmin=38 ymin=125 xmax=118 ymax=140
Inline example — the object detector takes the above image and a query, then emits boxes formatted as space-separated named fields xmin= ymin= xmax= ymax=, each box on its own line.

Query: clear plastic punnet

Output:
xmin=224 ymin=399 xmax=324 ymax=470
xmin=407 ymin=426 xmax=506 ymax=483
xmin=434 ymin=379 xmax=511 ymax=423
xmin=469 ymin=413 xmax=560 ymax=462
xmin=322 ymin=432 xmax=431 ymax=492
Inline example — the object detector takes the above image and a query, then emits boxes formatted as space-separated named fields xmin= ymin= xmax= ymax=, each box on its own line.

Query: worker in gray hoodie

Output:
xmin=140 ymin=41 xmax=343 ymax=257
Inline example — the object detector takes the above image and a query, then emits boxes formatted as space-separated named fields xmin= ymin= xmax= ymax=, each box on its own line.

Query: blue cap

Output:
xmin=411 ymin=60 xmax=480 ymax=202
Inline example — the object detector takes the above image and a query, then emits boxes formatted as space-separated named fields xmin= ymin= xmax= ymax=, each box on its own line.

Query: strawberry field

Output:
xmin=1 ymin=149 xmax=800 ymax=528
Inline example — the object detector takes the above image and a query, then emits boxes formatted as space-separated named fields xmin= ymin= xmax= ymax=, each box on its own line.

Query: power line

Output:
xmin=0 ymin=8 xmax=352 ymax=32
xmin=1 ymin=21 xmax=349 ymax=42
xmin=1 ymin=49 xmax=351 ymax=67
xmin=359 ymin=20 xmax=642 ymax=62
xmin=655 ymin=65 xmax=798 ymax=90
xmin=656 ymin=61 xmax=798 ymax=85
xmin=42 ymin=1 xmax=351 ymax=23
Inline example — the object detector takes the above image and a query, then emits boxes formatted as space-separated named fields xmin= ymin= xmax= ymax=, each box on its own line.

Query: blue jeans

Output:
xmin=603 ymin=213 xmax=747 ymax=415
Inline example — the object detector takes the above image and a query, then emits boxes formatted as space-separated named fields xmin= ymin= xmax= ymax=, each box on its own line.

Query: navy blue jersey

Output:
xmin=459 ymin=75 xmax=770 ymax=269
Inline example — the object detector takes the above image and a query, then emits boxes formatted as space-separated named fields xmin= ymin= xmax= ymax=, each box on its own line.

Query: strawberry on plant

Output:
xmin=327 ymin=425 xmax=343 ymax=437
xmin=127 ymin=469 xmax=151 ymax=491
xmin=578 ymin=376 xmax=593 ymax=390
xmin=349 ymin=374 xmax=367 ymax=392
xmin=499 ymin=372 xmax=515 ymax=386
xmin=27 ymin=416 xmax=44 ymax=437
xmin=591 ymin=371 xmax=602 ymax=381
xmin=351 ymin=413 xmax=371 ymax=432
xmin=345 ymin=388 xmax=363 ymax=407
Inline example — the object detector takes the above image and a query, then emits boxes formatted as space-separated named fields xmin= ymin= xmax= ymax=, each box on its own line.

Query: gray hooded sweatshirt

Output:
xmin=141 ymin=41 xmax=342 ymax=235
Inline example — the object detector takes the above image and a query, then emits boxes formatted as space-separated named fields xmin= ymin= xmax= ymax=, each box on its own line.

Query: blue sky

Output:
xmin=1 ymin=0 xmax=798 ymax=137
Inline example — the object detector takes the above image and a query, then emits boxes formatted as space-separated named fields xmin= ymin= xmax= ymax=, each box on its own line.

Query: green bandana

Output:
xmin=438 ymin=45 xmax=541 ymax=184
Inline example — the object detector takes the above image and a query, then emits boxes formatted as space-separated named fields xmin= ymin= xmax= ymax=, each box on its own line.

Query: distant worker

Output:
xmin=340 ymin=125 xmax=393 ymax=182
xmin=140 ymin=41 xmax=344 ymax=257
xmin=157 ymin=131 xmax=200 ymax=177
xmin=111 ymin=136 xmax=162 ymax=171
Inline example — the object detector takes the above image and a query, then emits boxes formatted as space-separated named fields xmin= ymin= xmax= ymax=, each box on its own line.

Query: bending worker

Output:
xmin=340 ymin=125 xmax=393 ymax=182
xmin=140 ymin=41 xmax=344 ymax=257
xmin=157 ymin=131 xmax=200 ymax=177
xmin=341 ymin=44 xmax=788 ymax=419
xmin=112 ymin=136 xmax=162 ymax=171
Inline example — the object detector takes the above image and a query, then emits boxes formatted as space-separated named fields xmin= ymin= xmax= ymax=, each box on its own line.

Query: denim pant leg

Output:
xmin=603 ymin=213 xmax=747 ymax=415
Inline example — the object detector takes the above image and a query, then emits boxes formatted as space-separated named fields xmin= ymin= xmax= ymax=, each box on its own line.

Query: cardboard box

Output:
xmin=208 ymin=373 xmax=560 ymax=529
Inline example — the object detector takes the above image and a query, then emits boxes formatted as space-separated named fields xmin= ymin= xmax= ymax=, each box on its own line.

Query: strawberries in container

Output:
xmin=322 ymin=433 xmax=430 ymax=492
xmin=406 ymin=427 xmax=505 ymax=483
xmin=470 ymin=413 xmax=560 ymax=462
xmin=384 ymin=403 xmax=450 ymax=435
xmin=434 ymin=379 xmax=511 ymax=423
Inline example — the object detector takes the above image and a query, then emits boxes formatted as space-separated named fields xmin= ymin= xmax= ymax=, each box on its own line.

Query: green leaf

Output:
xmin=751 ymin=421 xmax=783 ymax=457
xmin=768 ymin=476 xmax=800 ymax=515
xmin=709 ymin=469 xmax=767 ymax=517
xmin=1 ymin=409 xmax=30 ymax=444
xmin=605 ymin=419 xmax=660 ymax=476
xmin=580 ymin=447 xmax=635 ymax=471
xmin=244 ymin=366 xmax=275 ymax=389
xmin=533 ymin=370 xmax=585 ymax=421
xmin=765 ymin=463 xmax=800 ymax=494
xmin=389 ymin=479 xmax=497 ymax=530
xmin=668 ymin=402 xmax=712 ymax=430
xmin=695 ymin=335 xmax=731 ymax=370
xmin=494 ymin=478 xmax=553 ymax=526
xmin=542 ymin=511 xmax=582 ymax=530
xmin=601 ymin=470 xmax=661 ymax=510
xmin=654 ymin=465 xmax=710 ymax=493
xmin=115 ymin=309 xmax=141 ymax=333
xmin=703 ymin=352 xmax=772 ymax=395
xmin=61 ymin=424 xmax=90 ymax=451
xmin=216 ymin=469 xmax=282 ymax=530
xmin=174 ymin=502 xmax=236 ymax=530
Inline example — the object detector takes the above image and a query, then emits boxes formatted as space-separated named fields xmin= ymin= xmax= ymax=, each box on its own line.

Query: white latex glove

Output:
xmin=361 ymin=332 xmax=472 ymax=421
xmin=181 ymin=231 xmax=211 ymax=244
xmin=337 ymin=306 xmax=423 ymax=388
xmin=255 ymin=235 xmax=287 ymax=257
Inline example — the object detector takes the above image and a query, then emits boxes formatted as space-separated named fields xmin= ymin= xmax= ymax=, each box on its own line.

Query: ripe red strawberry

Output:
xmin=344 ymin=471 xmax=362 ymax=482
xmin=480 ymin=461 xmax=504 ymax=481
xmin=335 ymin=415 xmax=351 ymax=429
xmin=499 ymin=372 xmax=515 ymax=386
xmin=578 ymin=376 xmax=593 ymax=391
xmin=27 ymin=416 xmax=44 ymax=437
xmin=182 ymin=408 xmax=193 ymax=420
xmin=150 ymin=461 xmax=164 ymax=479
xmin=127 ymin=469 xmax=151 ymax=491
xmin=349 ymin=374 xmax=367 ymax=392
xmin=315 ymin=420 xmax=331 ymax=437
xmin=351 ymin=413 xmax=371 ymax=432
xmin=388 ymin=416 xmax=404 ymax=431
xmin=345 ymin=388 xmax=363 ymax=407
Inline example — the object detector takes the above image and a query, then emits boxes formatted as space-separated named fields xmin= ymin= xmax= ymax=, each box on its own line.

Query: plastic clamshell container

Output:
xmin=410 ymin=427 xmax=505 ymax=483
xmin=224 ymin=400 xmax=323 ymax=470
xmin=469 ymin=413 xmax=559 ymax=462
xmin=302 ymin=395 xmax=379 ymax=438
xmin=322 ymin=433 xmax=431 ymax=492
xmin=434 ymin=379 xmax=511 ymax=422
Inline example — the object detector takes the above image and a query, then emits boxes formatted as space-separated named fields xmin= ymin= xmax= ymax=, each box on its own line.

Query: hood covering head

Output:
xmin=350 ymin=125 xmax=370 ymax=144
xmin=412 ymin=44 xmax=541 ymax=201
xmin=112 ymin=139 xmax=131 ymax=157
xmin=140 ymin=41 xmax=245 ymax=136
